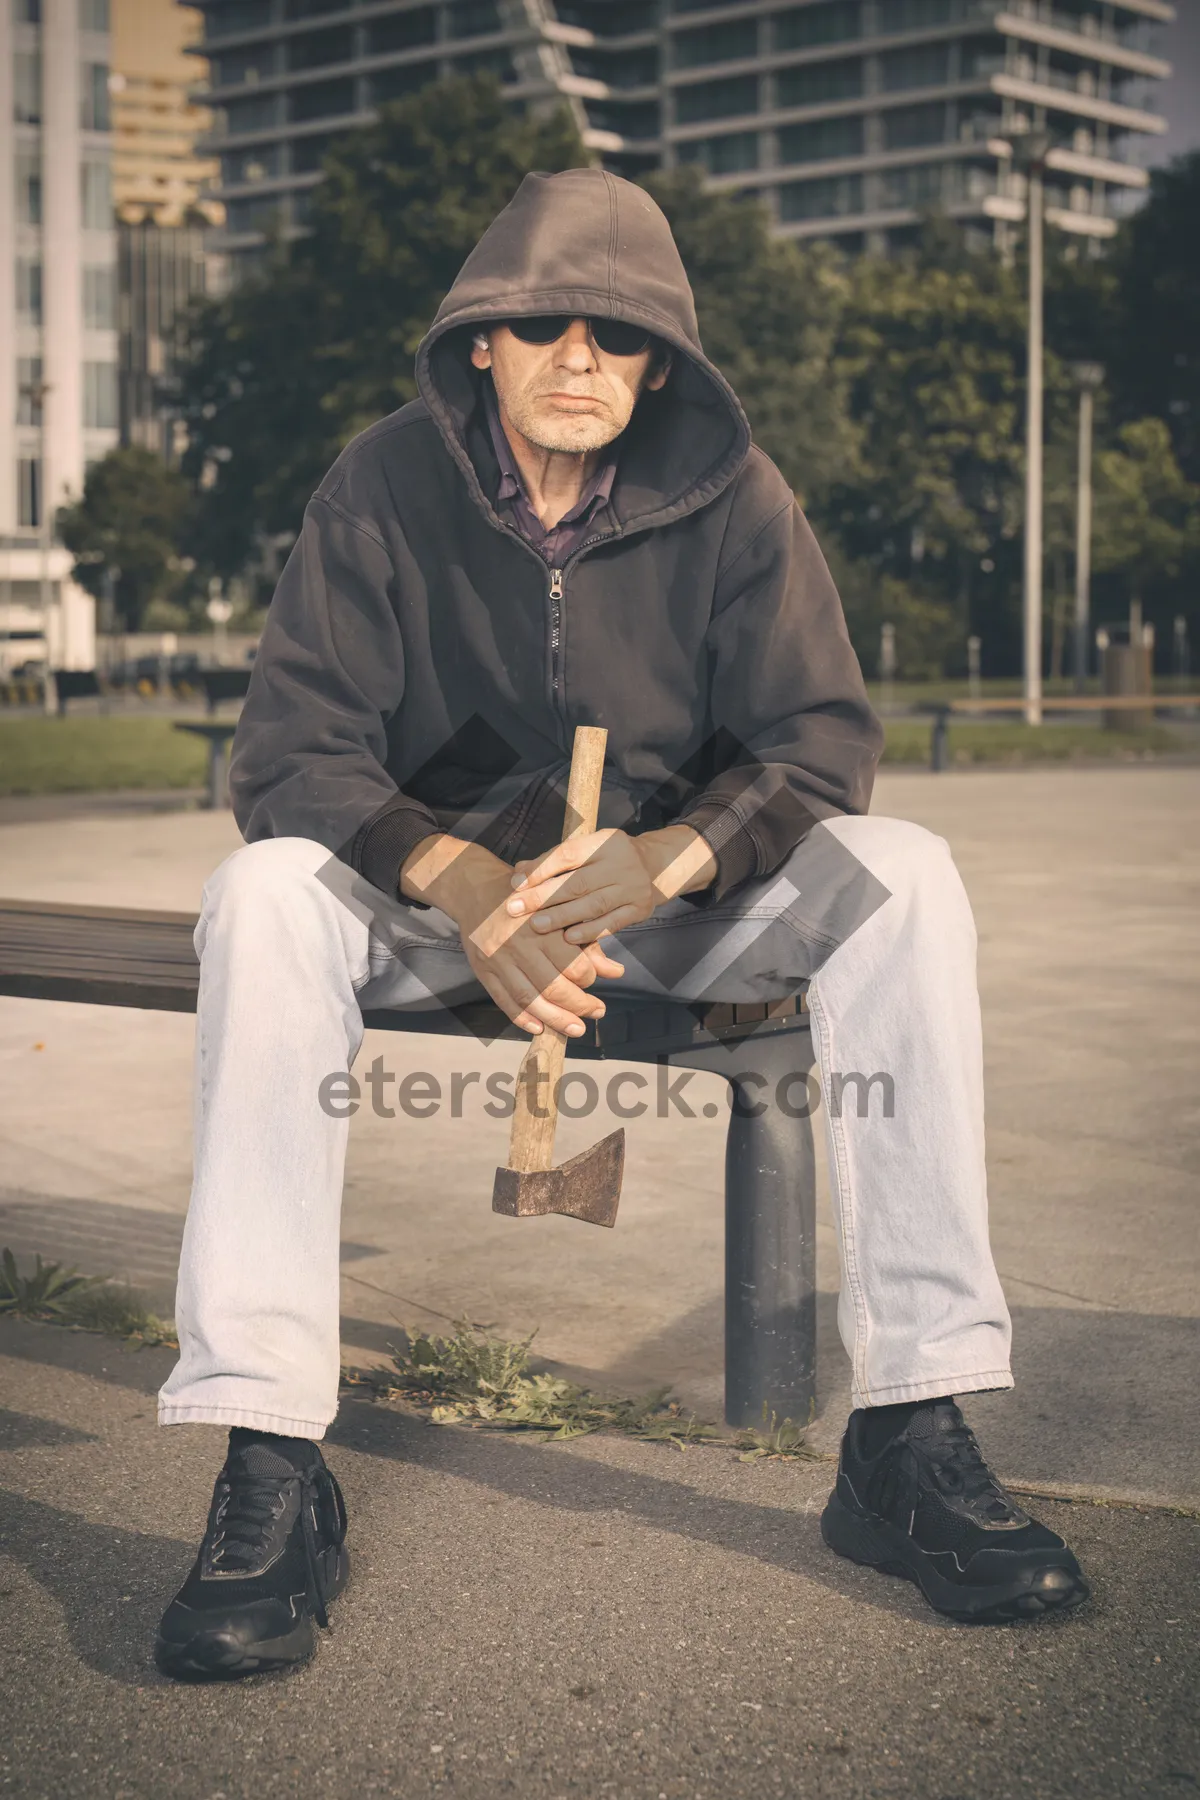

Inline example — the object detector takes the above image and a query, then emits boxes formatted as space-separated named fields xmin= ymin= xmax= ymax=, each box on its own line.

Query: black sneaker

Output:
xmin=155 ymin=1432 xmax=350 ymax=1680
xmin=821 ymin=1400 xmax=1090 ymax=1623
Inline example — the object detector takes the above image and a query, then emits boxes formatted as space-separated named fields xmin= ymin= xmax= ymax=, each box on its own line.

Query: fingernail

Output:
xmin=506 ymin=898 xmax=525 ymax=914
xmin=568 ymin=1023 xmax=585 ymax=1036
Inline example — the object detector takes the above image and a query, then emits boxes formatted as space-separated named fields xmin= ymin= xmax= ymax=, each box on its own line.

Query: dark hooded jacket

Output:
xmin=229 ymin=168 xmax=883 ymax=905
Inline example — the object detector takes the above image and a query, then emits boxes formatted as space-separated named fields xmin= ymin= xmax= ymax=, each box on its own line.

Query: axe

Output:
xmin=491 ymin=724 xmax=625 ymax=1229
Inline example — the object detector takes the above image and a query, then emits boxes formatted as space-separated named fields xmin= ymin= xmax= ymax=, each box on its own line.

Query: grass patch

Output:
xmin=882 ymin=718 xmax=1187 ymax=766
xmin=0 ymin=1247 xmax=177 ymax=1346
xmin=343 ymin=1318 xmax=721 ymax=1447
xmin=0 ymin=714 xmax=209 ymax=796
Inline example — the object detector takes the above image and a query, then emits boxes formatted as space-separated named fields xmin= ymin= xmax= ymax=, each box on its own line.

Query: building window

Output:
xmin=81 ymin=62 xmax=112 ymax=130
xmin=16 ymin=0 xmax=41 ymax=20
xmin=777 ymin=114 xmax=863 ymax=165
xmin=211 ymin=45 xmax=276 ymax=87
xmin=880 ymin=43 xmax=951 ymax=91
xmin=677 ymin=130 xmax=759 ymax=173
xmin=284 ymin=0 xmax=354 ymax=18
xmin=778 ymin=172 xmax=863 ymax=220
xmin=369 ymin=61 xmax=438 ymax=106
xmin=585 ymin=98 xmax=660 ymax=139
xmin=776 ymin=56 xmax=862 ymax=109
xmin=80 ymin=157 xmax=112 ymax=228
xmin=673 ymin=19 xmax=758 ymax=68
xmin=883 ymin=101 xmax=948 ymax=150
xmin=879 ymin=161 xmax=956 ymax=208
xmin=17 ymin=358 xmax=44 ymax=426
xmin=17 ymin=150 xmax=42 ymax=225
xmin=16 ymin=260 xmax=43 ymax=323
xmin=79 ymin=0 xmax=110 ymax=28
xmin=672 ymin=0 xmax=758 ymax=11
xmin=14 ymin=51 xmax=42 ymax=124
xmin=454 ymin=46 xmax=517 ymax=81
xmin=206 ymin=0 xmax=272 ymax=33
xmin=18 ymin=459 xmax=42 ymax=530
xmin=83 ymin=263 xmax=117 ymax=327
xmin=877 ymin=0 xmax=955 ymax=32
xmin=772 ymin=2 xmax=861 ymax=52
xmin=84 ymin=361 xmax=118 ymax=429
xmin=224 ymin=195 xmax=287 ymax=234
xmin=287 ymin=26 xmax=353 ymax=71
xmin=674 ymin=74 xmax=758 ymax=124
xmin=571 ymin=45 xmax=658 ymax=86
xmin=366 ymin=8 xmax=436 ymax=54
xmin=223 ymin=92 xmax=280 ymax=133
xmin=447 ymin=0 xmax=501 ymax=38
xmin=288 ymin=78 xmax=356 ymax=123
xmin=221 ymin=144 xmax=283 ymax=184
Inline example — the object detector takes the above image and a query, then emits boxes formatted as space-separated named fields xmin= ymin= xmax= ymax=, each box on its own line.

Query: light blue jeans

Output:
xmin=158 ymin=817 xmax=1013 ymax=1437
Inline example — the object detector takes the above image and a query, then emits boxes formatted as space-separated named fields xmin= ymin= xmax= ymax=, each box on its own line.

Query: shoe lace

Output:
xmin=210 ymin=1461 xmax=348 ymax=1630
xmin=922 ymin=1420 xmax=1018 ymax=1522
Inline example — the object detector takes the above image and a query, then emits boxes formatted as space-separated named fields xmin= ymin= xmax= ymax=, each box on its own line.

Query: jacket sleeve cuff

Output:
xmin=673 ymin=800 xmax=762 ymax=906
xmin=353 ymin=801 xmax=444 ymax=910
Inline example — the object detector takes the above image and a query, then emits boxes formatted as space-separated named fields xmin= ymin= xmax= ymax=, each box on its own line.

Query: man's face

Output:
xmin=470 ymin=319 xmax=669 ymax=455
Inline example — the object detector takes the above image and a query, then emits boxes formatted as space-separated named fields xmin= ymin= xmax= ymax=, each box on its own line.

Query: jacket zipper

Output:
xmin=548 ymin=567 xmax=564 ymax=701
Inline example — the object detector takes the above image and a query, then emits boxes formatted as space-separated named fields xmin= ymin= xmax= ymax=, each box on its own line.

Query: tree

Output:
xmin=1107 ymin=152 xmax=1200 ymax=483
xmin=56 ymin=446 xmax=196 ymax=632
xmin=1091 ymin=417 xmax=1200 ymax=639
xmin=173 ymin=76 xmax=586 ymax=575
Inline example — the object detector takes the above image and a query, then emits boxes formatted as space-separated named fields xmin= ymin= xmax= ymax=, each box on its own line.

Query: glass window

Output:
xmin=453 ymin=47 xmax=516 ymax=81
xmin=677 ymin=130 xmax=759 ymax=173
xmin=206 ymin=0 xmax=272 ymax=36
xmin=14 ymin=51 xmax=41 ymax=124
xmin=18 ymin=458 xmax=42 ymax=530
xmin=80 ymin=157 xmax=112 ymax=227
xmin=17 ymin=150 xmax=42 ymax=225
xmin=288 ymin=77 xmax=356 ymax=122
xmin=83 ymin=362 xmax=118 ymax=429
xmin=83 ymin=263 xmax=117 ymax=327
xmin=16 ymin=260 xmax=43 ymax=322
xmin=221 ymin=144 xmax=283 ymax=184
xmin=777 ymin=114 xmax=863 ymax=165
xmin=289 ymin=133 xmax=334 ymax=172
xmin=674 ymin=74 xmax=758 ymax=124
xmin=370 ymin=61 xmax=437 ymax=105
xmin=16 ymin=358 xmax=44 ymax=425
xmin=880 ymin=43 xmax=950 ymax=91
xmin=772 ymin=2 xmax=860 ymax=52
xmin=223 ymin=92 xmax=280 ymax=132
xmin=672 ymin=0 xmax=757 ymax=10
xmin=211 ymin=44 xmax=276 ymax=86
xmin=15 ymin=0 xmax=41 ymax=21
xmin=673 ymin=19 xmax=758 ymax=67
xmin=447 ymin=0 xmax=501 ymax=38
xmin=776 ymin=57 xmax=862 ymax=108
xmin=223 ymin=194 xmax=286 ymax=234
xmin=877 ymin=0 xmax=953 ymax=31
xmin=558 ymin=1 xmax=656 ymax=30
xmin=78 ymin=0 xmax=109 ymax=28
xmin=883 ymin=101 xmax=948 ymax=149
xmin=366 ymin=8 xmax=437 ymax=55
xmin=778 ymin=171 xmax=862 ymax=220
xmin=571 ymin=45 xmax=658 ymax=87
xmin=287 ymin=26 xmax=353 ymax=70
xmin=81 ymin=62 xmax=111 ymax=130
xmin=284 ymin=0 xmax=352 ymax=18
xmin=879 ymin=161 xmax=950 ymax=207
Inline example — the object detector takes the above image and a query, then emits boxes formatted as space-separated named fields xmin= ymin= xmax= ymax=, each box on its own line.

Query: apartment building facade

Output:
xmin=0 ymin=0 xmax=116 ymax=671
xmin=195 ymin=0 xmax=1173 ymax=279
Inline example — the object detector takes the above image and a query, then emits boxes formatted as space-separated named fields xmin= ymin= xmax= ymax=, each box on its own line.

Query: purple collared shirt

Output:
xmin=482 ymin=377 xmax=617 ymax=568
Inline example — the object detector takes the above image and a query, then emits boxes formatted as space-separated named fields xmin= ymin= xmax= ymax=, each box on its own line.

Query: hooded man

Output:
xmin=153 ymin=169 xmax=1088 ymax=1680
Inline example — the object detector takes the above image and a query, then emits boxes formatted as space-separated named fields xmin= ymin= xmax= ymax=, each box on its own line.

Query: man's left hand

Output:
xmin=505 ymin=824 xmax=718 ymax=946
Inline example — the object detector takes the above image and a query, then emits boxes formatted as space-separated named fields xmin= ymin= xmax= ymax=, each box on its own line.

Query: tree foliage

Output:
xmin=56 ymin=447 xmax=197 ymax=631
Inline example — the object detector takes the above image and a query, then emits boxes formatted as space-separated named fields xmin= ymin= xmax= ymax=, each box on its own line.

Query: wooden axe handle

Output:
xmin=506 ymin=726 xmax=608 ymax=1174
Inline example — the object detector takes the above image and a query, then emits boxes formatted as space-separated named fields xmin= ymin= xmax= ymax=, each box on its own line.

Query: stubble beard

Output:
xmin=502 ymin=381 xmax=633 ymax=456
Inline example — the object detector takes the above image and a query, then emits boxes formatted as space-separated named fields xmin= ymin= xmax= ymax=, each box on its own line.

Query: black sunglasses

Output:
xmin=503 ymin=315 xmax=654 ymax=357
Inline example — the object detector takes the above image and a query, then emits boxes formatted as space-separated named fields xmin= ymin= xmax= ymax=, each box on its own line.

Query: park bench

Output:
xmin=0 ymin=895 xmax=818 ymax=1429
xmin=50 ymin=669 xmax=103 ymax=715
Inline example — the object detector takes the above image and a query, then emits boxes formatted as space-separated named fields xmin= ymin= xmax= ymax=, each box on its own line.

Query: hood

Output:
xmin=414 ymin=167 xmax=752 ymax=537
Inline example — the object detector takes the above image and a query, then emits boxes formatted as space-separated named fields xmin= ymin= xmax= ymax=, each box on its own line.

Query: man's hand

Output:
xmin=504 ymin=824 xmax=718 ymax=947
xmin=399 ymin=834 xmax=624 ymax=1037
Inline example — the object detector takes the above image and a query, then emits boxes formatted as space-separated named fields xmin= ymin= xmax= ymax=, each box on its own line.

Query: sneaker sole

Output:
xmin=154 ymin=1546 xmax=351 ymax=1681
xmin=820 ymin=1492 xmax=1090 ymax=1624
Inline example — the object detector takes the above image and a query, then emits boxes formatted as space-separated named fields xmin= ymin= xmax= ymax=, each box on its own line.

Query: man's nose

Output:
xmin=555 ymin=319 xmax=597 ymax=370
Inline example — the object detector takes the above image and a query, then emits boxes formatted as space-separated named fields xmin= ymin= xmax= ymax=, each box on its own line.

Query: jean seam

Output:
xmin=806 ymin=976 xmax=873 ymax=1405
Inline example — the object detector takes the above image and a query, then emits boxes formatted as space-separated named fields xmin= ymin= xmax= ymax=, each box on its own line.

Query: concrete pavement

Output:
xmin=1 ymin=766 xmax=1198 ymax=1797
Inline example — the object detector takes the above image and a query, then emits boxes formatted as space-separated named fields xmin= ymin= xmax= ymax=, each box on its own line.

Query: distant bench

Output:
xmin=0 ymin=896 xmax=817 ymax=1430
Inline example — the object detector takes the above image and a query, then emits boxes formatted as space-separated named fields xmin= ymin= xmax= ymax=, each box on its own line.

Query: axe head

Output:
xmin=492 ymin=1129 xmax=625 ymax=1229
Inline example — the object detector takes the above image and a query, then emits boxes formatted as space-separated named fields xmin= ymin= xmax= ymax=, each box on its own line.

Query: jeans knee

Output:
xmin=826 ymin=815 xmax=964 ymax=912
xmin=201 ymin=836 xmax=336 ymax=922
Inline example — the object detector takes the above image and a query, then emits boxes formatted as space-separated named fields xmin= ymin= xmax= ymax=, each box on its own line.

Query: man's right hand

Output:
xmin=398 ymin=833 xmax=624 ymax=1037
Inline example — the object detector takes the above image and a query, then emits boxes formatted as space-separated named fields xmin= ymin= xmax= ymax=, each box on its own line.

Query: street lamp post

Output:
xmin=1007 ymin=128 xmax=1053 ymax=726
xmin=19 ymin=374 xmax=55 ymax=714
xmin=1069 ymin=362 xmax=1104 ymax=693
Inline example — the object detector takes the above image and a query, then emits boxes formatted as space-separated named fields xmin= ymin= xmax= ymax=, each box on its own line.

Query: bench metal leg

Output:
xmin=207 ymin=738 xmax=229 ymax=809
xmin=671 ymin=1027 xmax=818 ymax=1430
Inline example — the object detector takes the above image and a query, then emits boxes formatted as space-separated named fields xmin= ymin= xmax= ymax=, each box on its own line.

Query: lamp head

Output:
xmin=1070 ymin=361 xmax=1105 ymax=392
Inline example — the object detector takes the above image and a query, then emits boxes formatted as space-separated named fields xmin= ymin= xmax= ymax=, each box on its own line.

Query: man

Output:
xmin=154 ymin=169 xmax=1088 ymax=1680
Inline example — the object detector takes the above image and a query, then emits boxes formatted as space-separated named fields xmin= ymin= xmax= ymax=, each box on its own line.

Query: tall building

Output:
xmin=0 ymin=0 xmax=116 ymax=673
xmin=193 ymin=0 xmax=1173 ymax=282
xmin=112 ymin=0 xmax=221 ymax=225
